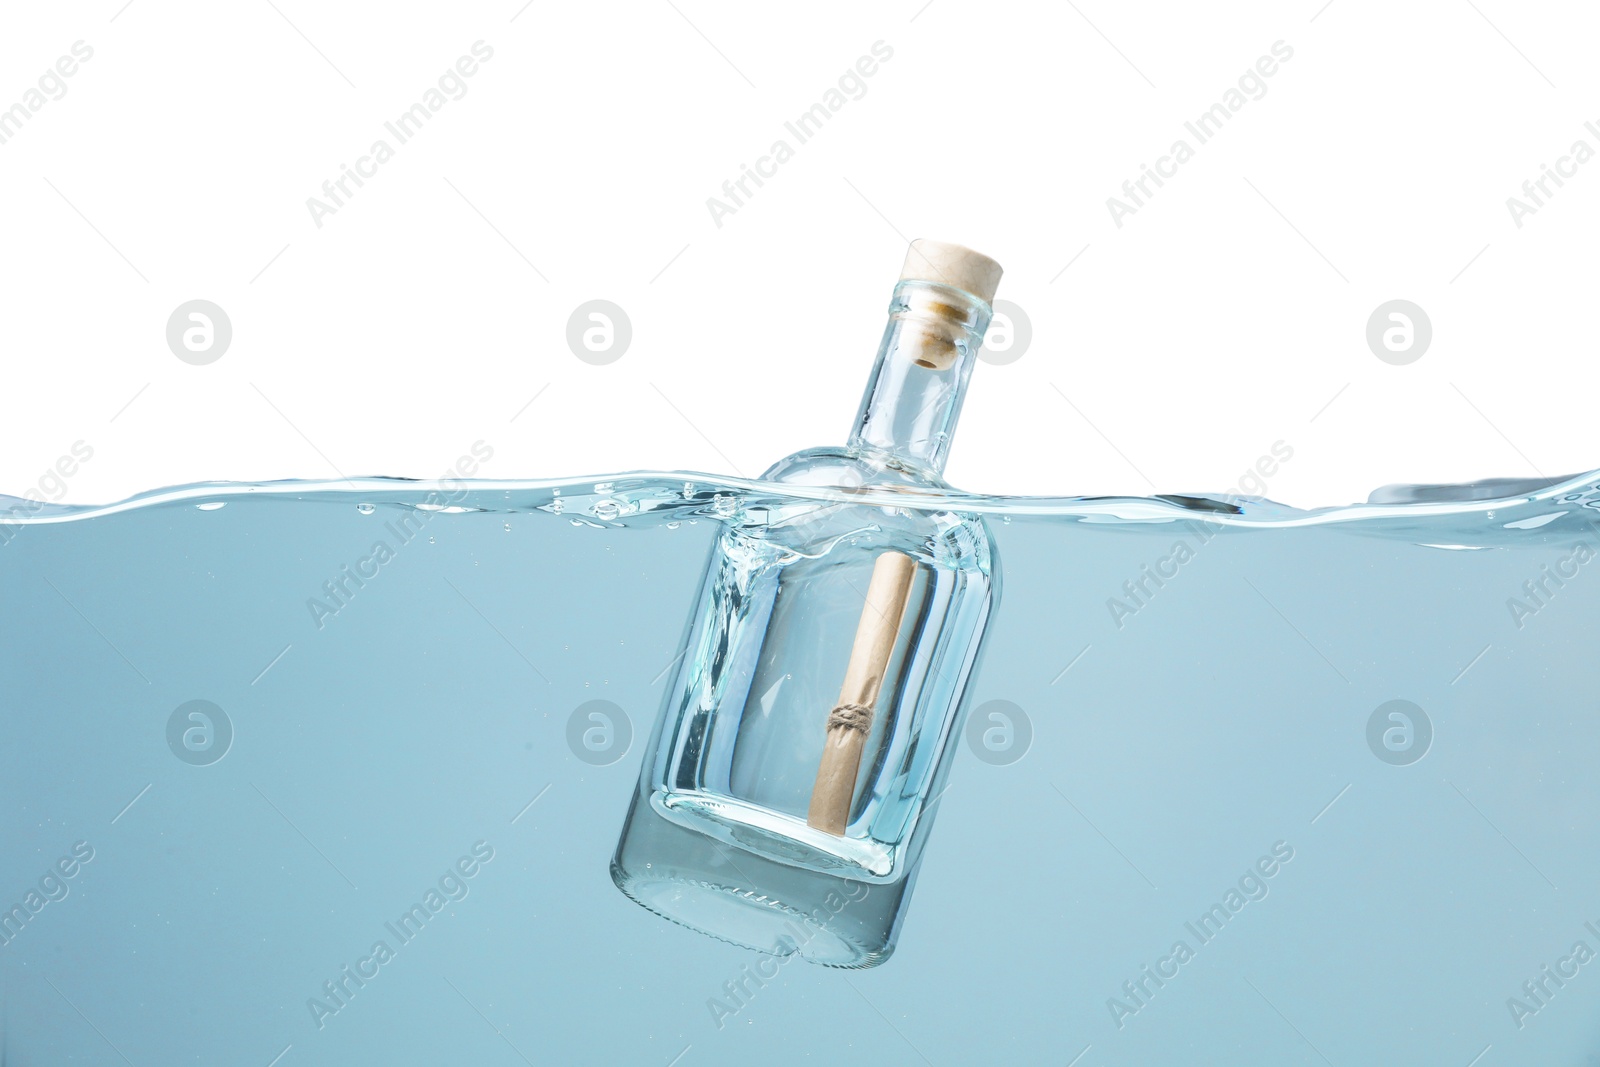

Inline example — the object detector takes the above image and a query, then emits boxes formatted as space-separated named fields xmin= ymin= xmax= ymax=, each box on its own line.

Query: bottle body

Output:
xmin=612 ymin=267 xmax=1002 ymax=967
xmin=612 ymin=451 xmax=996 ymax=965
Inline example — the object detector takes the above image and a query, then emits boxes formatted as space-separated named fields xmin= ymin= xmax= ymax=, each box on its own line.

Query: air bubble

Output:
xmin=356 ymin=503 xmax=375 ymax=515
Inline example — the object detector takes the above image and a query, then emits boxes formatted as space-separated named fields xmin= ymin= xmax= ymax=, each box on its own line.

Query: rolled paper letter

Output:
xmin=807 ymin=550 xmax=919 ymax=834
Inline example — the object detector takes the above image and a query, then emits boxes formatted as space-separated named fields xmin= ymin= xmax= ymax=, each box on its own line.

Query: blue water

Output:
xmin=2 ymin=470 xmax=1599 ymax=1065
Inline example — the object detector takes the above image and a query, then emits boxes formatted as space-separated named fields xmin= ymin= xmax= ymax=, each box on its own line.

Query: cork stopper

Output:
xmin=899 ymin=239 xmax=1002 ymax=305
xmin=893 ymin=239 xmax=1003 ymax=370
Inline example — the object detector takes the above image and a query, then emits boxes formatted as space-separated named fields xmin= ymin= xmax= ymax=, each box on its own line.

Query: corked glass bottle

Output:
xmin=611 ymin=240 xmax=1003 ymax=967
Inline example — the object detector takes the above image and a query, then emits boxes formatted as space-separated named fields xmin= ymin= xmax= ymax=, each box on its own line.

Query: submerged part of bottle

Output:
xmin=611 ymin=240 xmax=1004 ymax=967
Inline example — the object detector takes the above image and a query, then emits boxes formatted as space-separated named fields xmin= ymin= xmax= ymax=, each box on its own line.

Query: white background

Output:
xmin=1 ymin=0 xmax=1595 ymax=510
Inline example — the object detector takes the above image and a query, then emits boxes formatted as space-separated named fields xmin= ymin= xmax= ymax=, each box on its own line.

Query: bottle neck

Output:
xmin=847 ymin=280 xmax=992 ymax=480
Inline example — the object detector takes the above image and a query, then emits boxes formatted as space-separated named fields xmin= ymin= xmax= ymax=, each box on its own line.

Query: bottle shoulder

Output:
xmin=760 ymin=446 xmax=952 ymax=492
xmin=746 ymin=446 xmax=997 ymax=571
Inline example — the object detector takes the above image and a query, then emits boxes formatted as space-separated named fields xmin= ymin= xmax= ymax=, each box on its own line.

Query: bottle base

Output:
xmin=611 ymin=865 xmax=891 ymax=969
xmin=611 ymin=788 xmax=906 ymax=969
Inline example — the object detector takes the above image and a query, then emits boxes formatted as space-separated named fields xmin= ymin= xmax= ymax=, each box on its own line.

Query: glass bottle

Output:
xmin=610 ymin=240 xmax=1003 ymax=968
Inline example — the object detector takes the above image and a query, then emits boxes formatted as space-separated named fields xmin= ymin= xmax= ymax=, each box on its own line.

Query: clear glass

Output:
xmin=610 ymin=281 xmax=1000 ymax=967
